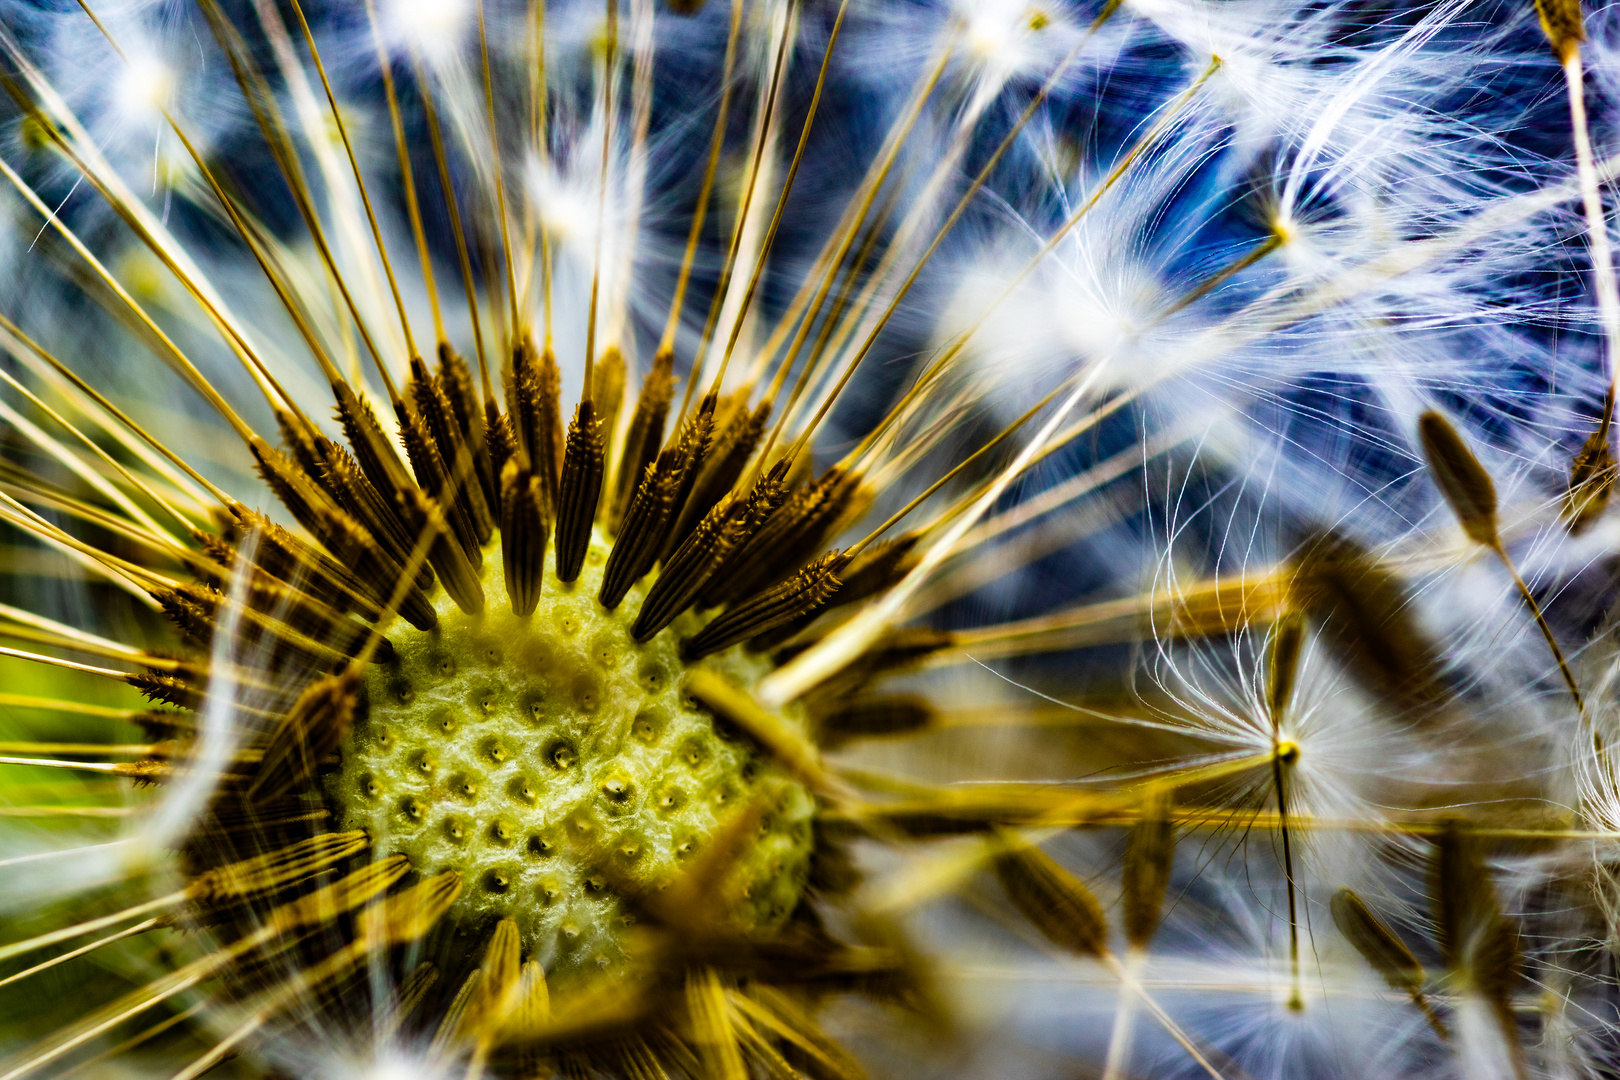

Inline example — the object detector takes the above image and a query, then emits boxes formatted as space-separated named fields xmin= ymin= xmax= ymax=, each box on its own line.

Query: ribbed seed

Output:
xmin=1536 ymin=0 xmax=1585 ymax=59
xmin=464 ymin=920 xmax=524 ymax=1040
xmin=1473 ymin=915 xmax=1523 ymax=1021
xmin=314 ymin=443 xmax=435 ymax=597
xmin=794 ymin=626 xmax=956 ymax=701
xmin=752 ymin=529 xmax=920 ymax=649
xmin=129 ymin=670 xmax=204 ymax=711
xmin=702 ymin=466 xmax=859 ymax=608
xmin=600 ymin=398 xmax=716 ymax=608
xmin=153 ymin=580 xmax=381 ymax=666
xmin=248 ymin=669 xmax=361 ymax=803
xmin=400 ymin=485 xmax=484 ymax=615
xmin=317 ymin=439 xmax=423 ymax=579
xmin=812 ymin=694 xmax=934 ymax=748
xmin=600 ymin=453 xmax=680 ymax=609
xmin=1268 ymin=612 xmax=1305 ymax=724
xmin=362 ymin=871 xmax=464 ymax=945
xmin=251 ymin=437 xmax=433 ymax=627
xmin=633 ymin=495 xmax=744 ymax=641
xmin=500 ymin=460 xmax=548 ymax=617
xmin=637 ymin=464 xmax=790 ymax=641
xmin=333 ymin=380 xmax=416 ymax=502
xmin=1431 ymin=824 xmax=1523 ymax=1063
xmin=555 ymin=400 xmax=605 ymax=583
xmin=486 ymin=401 xmax=517 ymax=514
xmin=201 ymin=530 xmax=383 ymax=629
xmin=185 ymin=832 xmax=371 ymax=916
xmin=437 ymin=342 xmax=499 ymax=512
xmin=1432 ymin=823 xmax=1496 ymax=973
xmin=592 ymin=345 xmax=627 ymax=468
xmin=610 ymin=347 xmax=675 ymax=530
xmin=308 ymin=499 xmax=438 ymax=630
xmin=659 ymin=393 xmax=717 ymax=553
xmin=412 ymin=355 xmax=493 ymax=543
xmin=1122 ymin=794 xmax=1174 ymax=949
xmin=275 ymin=408 xmax=331 ymax=498
xmin=250 ymin=436 xmax=340 ymax=543
xmin=235 ymin=575 xmax=387 ymax=658
xmin=839 ymin=532 xmax=923 ymax=600
xmin=1293 ymin=532 xmax=1445 ymax=713
xmin=226 ymin=508 xmax=390 ymax=624
xmin=684 ymin=550 xmax=848 ymax=659
xmin=666 ymin=396 xmax=768 ymax=558
xmin=397 ymin=394 xmax=483 ymax=562
xmin=507 ymin=336 xmax=563 ymax=514
xmin=1330 ymin=888 xmax=1424 ymax=995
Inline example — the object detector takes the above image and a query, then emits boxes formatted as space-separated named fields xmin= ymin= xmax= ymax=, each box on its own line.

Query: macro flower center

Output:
xmin=331 ymin=528 xmax=816 ymax=976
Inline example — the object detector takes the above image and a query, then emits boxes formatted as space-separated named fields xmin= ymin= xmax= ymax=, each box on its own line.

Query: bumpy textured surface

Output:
xmin=331 ymin=528 xmax=815 ymax=976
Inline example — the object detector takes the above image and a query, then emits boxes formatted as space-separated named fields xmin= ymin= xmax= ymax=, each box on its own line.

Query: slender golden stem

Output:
xmin=288 ymin=0 xmax=419 ymax=362
xmin=659 ymin=0 xmax=746 ymax=394
xmin=689 ymin=0 xmax=797 ymax=401
xmin=584 ymin=0 xmax=620 ymax=396
xmin=364 ymin=0 xmax=446 ymax=344
xmin=478 ymin=0 xmax=523 ymax=335
xmin=414 ymin=55 xmax=493 ymax=395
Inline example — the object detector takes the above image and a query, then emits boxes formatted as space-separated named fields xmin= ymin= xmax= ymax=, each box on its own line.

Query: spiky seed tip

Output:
xmin=592 ymin=345 xmax=626 ymax=444
xmin=530 ymin=341 xmax=566 ymax=510
xmin=610 ymin=349 xmax=675 ymax=530
xmin=360 ymin=870 xmax=465 ymax=945
xmin=249 ymin=669 xmax=362 ymax=804
xmin=683 ymin=550 xmax=849 ymax=660
xmin=1417 ymin=411 xmax=1500 ymax=548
